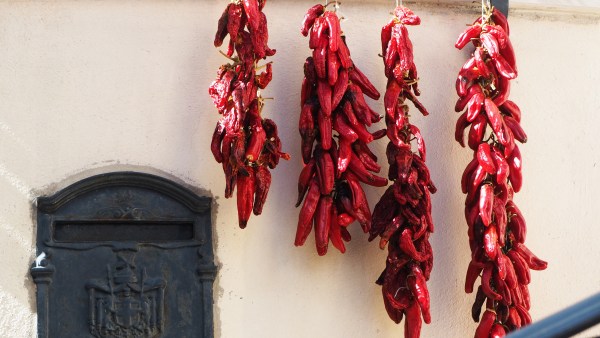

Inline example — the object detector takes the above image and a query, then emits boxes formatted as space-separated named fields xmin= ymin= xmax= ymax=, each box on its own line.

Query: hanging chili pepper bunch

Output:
xmin=209 ymin=0 xmax=288 ymax=229
xmin=454 ymin=6 xmax=547 ymax=337
xmin=368 ymin=6 xmax=435 ymax=338
xmin=295 ymin=3 xmax=388 ymax=256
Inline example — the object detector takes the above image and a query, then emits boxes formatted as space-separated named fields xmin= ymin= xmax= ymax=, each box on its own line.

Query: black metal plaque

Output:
xmin=31 ymin=172 xmax=216 ymax=338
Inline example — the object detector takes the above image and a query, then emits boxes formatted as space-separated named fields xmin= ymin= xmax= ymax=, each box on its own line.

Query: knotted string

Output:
xmin=482 ymin=0 xmax=485 ymax=23
xmin=482 ymin=0 xmax=492 ymax=23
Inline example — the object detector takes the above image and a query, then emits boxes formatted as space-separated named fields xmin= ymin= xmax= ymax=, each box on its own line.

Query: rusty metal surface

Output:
xmin=31 ymin=172 xmax=216 ymax=338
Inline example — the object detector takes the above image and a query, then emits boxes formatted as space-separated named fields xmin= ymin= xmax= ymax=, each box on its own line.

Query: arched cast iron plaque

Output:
xmin=30 ymin=172 xmax=216 ymax=338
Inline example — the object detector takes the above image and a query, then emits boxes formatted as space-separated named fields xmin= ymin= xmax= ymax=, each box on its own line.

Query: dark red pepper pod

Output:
xmin=454 ymin=5 xmax=546 ymax=337
xmin=209 ymin=0 xmax=288 ymax=229
xmin=295 ymin=4 xmax=383 ymax=255
xmin=404 ymin=300 xmax=423 ymax=338
xmin=475 ymin=310 xmax=497 ymax=338
xmin=371 ymin=6 xmax=435 ymax=336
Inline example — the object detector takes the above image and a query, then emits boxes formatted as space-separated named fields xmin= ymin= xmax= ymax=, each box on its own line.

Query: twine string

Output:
xmin=482 ymin=0 xmax=485 ymax=23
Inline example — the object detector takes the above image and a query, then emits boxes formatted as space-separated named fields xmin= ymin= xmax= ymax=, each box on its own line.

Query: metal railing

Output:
xmin=507 ymin=292 xmax=600 ymax=338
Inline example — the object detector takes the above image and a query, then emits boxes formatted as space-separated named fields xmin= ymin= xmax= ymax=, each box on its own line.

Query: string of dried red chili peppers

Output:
xmin=454 ymin=5 xmax=547 ymax=337
xmin=369 ymin=6 xmax=435 ymax=338
xmin=209 ymin=0 xmax=288 ymax=228
xmin=295 ymin=3 xmax=388 ymax=256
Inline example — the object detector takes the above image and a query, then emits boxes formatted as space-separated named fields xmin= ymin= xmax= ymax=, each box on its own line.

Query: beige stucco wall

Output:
xmin=0 ymin=1 xmax=598 ymax=337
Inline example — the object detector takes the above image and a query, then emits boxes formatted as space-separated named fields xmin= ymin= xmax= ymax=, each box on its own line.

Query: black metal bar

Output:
xmin=493 ymin=0 xmax=509 ymax=18
xmin=507 ymin=292 xmax=600 ymax=338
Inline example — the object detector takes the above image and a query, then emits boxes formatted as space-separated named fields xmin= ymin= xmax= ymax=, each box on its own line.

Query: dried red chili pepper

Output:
xmin=475 ymin=310 xmax=497 ymax=338
xmin=253 ymin=165 xmax=271 ymax=215
xmin=209 ymin=0 xmax=288 ymax=229
xmin=301 ymin=4 xmax=325 ymax=37
xmin=236 ymin=165 xmax=255 ymax=229
xmin=404 ymin=295 xmax=423 ymax=338
xmin=295 ymin=4 xmax=384 ymax=255
xmin=454 ymin=6 xmax=547 ymax=337
xmin=295 ymin=178 xmax=320 ymax=246
xmin=479 ymin=184 xmax=494 ymax=227
xmin=456 ymin=24 xmax=483 ymax=50
xmin=329 ymin=205 xmax=346 ymax=252
xmin=214 ymin=4 xmax=232 ymax=47
xmin=407 ymin=265 xmax=431 ymax=324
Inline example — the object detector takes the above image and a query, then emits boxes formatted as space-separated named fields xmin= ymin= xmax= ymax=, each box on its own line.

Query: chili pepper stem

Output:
xmin=484 ymin=133 xmax=496 ymax=144
xmin=255 ymin=61 xmax=273 ymax=71
xmin=218 ymin=50 xmax=239 ymax=63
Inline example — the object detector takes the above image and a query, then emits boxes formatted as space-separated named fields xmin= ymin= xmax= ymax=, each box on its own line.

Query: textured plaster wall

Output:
xmin=0 ymin=1 xmax=598 ymax=337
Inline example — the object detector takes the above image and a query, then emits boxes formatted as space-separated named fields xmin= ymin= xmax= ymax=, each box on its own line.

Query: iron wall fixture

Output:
xmin=31 ymin=172 xmax=216 ymax=338
xmin=493 ymin=0 xmax=510 ymax=18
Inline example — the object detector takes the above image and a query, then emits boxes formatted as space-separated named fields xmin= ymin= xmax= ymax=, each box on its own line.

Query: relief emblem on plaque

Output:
xmin=86 ymin=253 xmax=166 ymax=338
